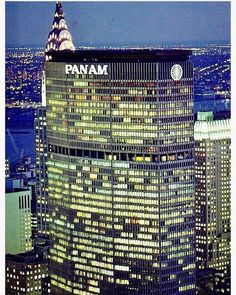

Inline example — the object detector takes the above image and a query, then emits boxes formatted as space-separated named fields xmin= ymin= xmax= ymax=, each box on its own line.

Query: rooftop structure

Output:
xmin=46 ymin=48 xmax=192 ymax=62
xmin=45 ymin=1 xmax=75 ymax=53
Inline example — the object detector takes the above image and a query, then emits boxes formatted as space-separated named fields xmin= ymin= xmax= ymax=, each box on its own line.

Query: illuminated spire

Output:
xmin=45 ymin=1 xmax=75 ymax=53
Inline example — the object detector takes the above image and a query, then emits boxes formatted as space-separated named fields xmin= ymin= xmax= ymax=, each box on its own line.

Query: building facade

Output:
xmin=46 ymin=49 xmax=195 ymax=294
xmin=35 ymin=106 xmax=49 ymax=239
xmin=195 ymin=112 xmax=231 ymax=275
xmin=6 ymin=251 xmax=48 ymax=295
xmin=6 ymin=186 xmax=33 ymax=255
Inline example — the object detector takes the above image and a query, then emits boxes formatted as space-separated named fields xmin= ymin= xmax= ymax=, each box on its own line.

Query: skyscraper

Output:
xmin=45 ymin=48 xmax=195 ymax=294
xmin=35 ymin=106 xmax=49 ymax=239
xmin=45 ymin=1 xmax=75 ymax=55
xmin=195 ymin=111 xmax=231 ymax=276
xmin=36 ymin=0 xmax=75 ymax=241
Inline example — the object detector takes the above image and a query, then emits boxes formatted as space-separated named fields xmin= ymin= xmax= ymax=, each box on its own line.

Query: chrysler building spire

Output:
xmin=45 ymin=1 xmax=75 ymax=53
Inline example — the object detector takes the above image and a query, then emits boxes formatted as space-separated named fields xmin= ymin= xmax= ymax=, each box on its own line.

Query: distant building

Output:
xmin=6 ymin=186 xmax=33 ymax=254
xmin=41 ymin=276 xmax=51 ymax=295
xmin=35 ymin=240 xmax=51 ymax=294
xmin=196 ymin=269 xmax=230 ymax=295
xmin=6 ymin=178 xmax=24 ymax=191
xmin=5 ymin=159 xmax=10 ymax=178
xmin=195 ymin=111 xmax=231 ymax=276
xmin=35 ymin=106 xmax=49 ymax=240
xmin=45 ymin=1 xmax=75 ymax=57
xmin=15 ymin=156 xmax=36 ymax=179
xmin=6 ymin=250 xmax=49 ymax=295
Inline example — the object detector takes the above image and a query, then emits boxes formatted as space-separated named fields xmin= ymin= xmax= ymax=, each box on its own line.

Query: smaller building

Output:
xmin=196 ymin=269 xmax=230 ymax=295
xmin=41 ymin=276 xmax=51 ymax=295
xmin=6 ymin=178 xmax=24 ymax=191
xmin=6 ymin=182 xmax=33 ymax=254
xmin=195 ymin=111 xmax=231 ymax=276
xmin=6 ymin=250 xmax=49 ymax=295
xmin=15 ymin=156 xmax=36 ymax=179
xmin=5 ymin=159 xmax=10 ymax=178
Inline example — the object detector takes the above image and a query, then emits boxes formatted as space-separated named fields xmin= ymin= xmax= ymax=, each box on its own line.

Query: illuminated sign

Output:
xmin=170 ymin=64 xmax=183 ymax=81
xmin=65 ymin=64 xmax=108 ymax=75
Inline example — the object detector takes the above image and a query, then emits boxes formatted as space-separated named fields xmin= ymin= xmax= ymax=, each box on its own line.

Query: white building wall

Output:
xmin=6 ymin=190 xmax=33 ymax=254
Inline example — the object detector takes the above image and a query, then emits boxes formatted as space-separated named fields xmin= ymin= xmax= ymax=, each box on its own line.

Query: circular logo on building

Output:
xmin=170 ymin=64 xmax=183 ymax=81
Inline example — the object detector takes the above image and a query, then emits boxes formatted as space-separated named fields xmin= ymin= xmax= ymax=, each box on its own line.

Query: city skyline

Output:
xmin=6 ymin=1 xmax=230 ymax=48
xmin=4 ymin=1 xmax=231 ymax=294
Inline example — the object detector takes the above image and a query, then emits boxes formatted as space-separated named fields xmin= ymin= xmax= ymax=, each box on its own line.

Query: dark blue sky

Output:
xmin=6 ymin=1 xmax=230 ymax=48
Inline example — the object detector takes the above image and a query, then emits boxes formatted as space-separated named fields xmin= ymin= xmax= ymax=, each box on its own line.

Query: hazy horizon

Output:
xmin=5 ymin=40 xmax=231 ymax=50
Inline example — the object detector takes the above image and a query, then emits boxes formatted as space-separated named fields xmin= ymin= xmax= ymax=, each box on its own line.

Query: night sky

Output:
xmin=6 ymin=1 xmax=230 ymax=48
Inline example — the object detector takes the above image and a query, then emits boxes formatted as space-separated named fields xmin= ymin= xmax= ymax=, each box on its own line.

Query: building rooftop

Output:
xmin=197 ymin=111 xmax=214 ymax=121
xmin=6 ymin=251 xmax=48 ymax=264
xmin=194 ymin=118 xmax=230 ymax=140
xmin=46 ymin=48 xmax=192 ymax=63
xmin=6 ymin=188 xmax=30 ymax=194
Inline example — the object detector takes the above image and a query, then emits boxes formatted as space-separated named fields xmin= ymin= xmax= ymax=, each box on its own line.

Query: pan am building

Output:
xmin=45 ymin=49 xmax=195 ymax=294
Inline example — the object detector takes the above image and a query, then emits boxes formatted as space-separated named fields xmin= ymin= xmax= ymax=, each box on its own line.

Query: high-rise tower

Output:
xmin=45 ymin=1 xmax=75 ymax=54
xmin=36 ymin=1 xmax=76 ymax=241
xmin=46 ymin=49 xmax=195 ymax=294
xmin=35 ymin=106 xmax=48 ymax=239
xmin=195 ymin=112 xmax=231 ymax=276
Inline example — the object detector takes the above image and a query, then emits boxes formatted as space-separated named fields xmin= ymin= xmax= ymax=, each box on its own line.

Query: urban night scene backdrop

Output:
xmin=5 ymin=1 xmax=231 ymax=295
